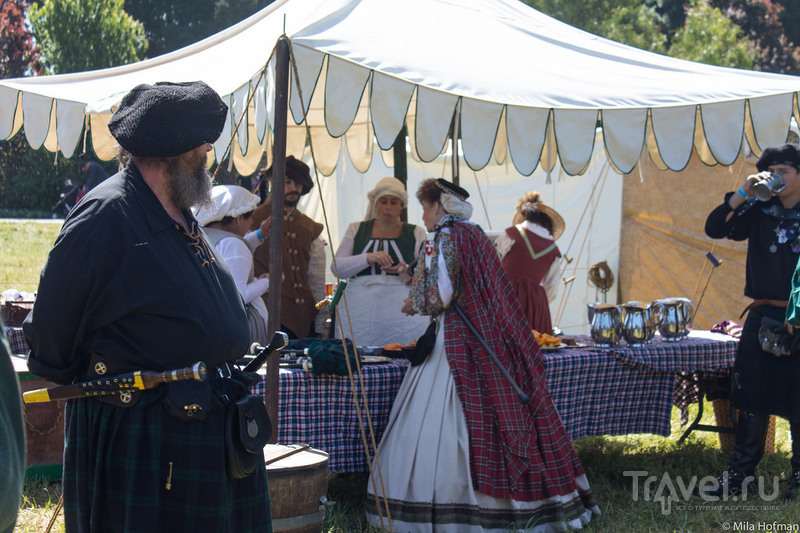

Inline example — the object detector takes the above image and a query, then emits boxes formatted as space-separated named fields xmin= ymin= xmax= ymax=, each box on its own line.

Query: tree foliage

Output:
xmin=708 ymin=0 xmax=800 ymax=74
xmin=601 ymin=4 xmax=668 ymax=54
xmin=668 ymin=0 xmax=756 ymax=68
xmin=124 ymin=0 xmax=271 ymax=58
xmin=524 ymin=0 xmax=641 ymax=36
xmin=28 ymin=0 xmax=148 ymax=74
xmin=0 ymin=0 xmax=43 ymax=77
xmin=0 ymin=0 xmax=58 ymax=215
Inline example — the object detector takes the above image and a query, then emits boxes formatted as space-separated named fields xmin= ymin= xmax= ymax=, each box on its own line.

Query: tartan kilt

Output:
xmin=62 ymin=381 xmax=272 ymax=533
xmin=733 ymin=305 xmax=800 ymax=422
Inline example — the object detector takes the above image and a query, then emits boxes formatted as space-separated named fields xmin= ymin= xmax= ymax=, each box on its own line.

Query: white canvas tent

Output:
xmin=2 ymin=0 xmax=800 ymax=335
xmin=2 ymin=0 xmax=800 ymax=178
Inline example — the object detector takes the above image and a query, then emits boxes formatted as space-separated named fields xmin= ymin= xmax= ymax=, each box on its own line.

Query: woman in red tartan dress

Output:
xmin=365 ymin=179 xmax=599 ymax=532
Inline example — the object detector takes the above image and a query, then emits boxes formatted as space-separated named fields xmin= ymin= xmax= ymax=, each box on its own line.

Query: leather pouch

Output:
xmin=758 ymin=316 xmax=799 ymax=357
xmin=163 ymin=380 xmax=211 ymax=421
xmin=225 ymin=393 xmax=272 ymax=479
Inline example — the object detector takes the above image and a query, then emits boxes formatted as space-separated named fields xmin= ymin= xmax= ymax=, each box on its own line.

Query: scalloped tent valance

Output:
xmin=1 ymin=0 xmax=800 ymax=176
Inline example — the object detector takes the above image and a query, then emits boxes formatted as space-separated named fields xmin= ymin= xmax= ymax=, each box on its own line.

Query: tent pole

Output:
xmin=265 ymin=35 xmax=290 ymax=443
xmin=393 ymin=125 xmax=408 ymax=221
xmin=450 ymin=115 xmax=460 ymax=185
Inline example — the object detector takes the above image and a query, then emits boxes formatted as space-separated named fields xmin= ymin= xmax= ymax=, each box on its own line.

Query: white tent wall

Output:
xmin=297 ymin=137 xmax=623 ymax=336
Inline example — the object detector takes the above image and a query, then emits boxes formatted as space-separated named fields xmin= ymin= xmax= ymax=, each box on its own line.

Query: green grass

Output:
xmin=0 ymin=220 xmax=61 ymax=294
xmin=8 ymin=221 xmax=800 ymax=532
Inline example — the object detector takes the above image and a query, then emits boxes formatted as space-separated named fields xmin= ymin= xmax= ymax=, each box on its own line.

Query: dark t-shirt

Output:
xmin=24 ymin=164 xmax=250 ymax=384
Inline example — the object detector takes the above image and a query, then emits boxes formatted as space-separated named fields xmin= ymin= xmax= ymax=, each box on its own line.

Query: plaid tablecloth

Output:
xmin=254 ymin=331 xmax=738 ymax=472
xmin=253 ymin=359 xmax=409 ymax=472
xmin=540 ymin=330 xmax=736 ymax=441
xmin=611 ymin=330 xmax=737 ymax=373
xmin=3 ymin=325 xmax=27 ymax=355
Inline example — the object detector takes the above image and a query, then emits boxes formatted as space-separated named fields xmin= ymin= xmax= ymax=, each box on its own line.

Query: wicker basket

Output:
xmin=2 ymin=301 xmax=34 ymax=327
xmin=712 ymin=399 xmax=775 ymax=454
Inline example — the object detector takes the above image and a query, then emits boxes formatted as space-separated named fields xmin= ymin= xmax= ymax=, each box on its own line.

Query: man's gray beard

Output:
xmin=165 ymin=157 xmax=213 ymax=210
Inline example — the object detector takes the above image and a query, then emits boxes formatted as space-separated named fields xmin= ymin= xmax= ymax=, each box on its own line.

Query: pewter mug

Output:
xmin=620 ymin=301 xmax=661 ymax=347
xmin=753 ymin=172 xmax=787 ymax=201
xmin=587 ymin=303 xmax=621 ymax=347
xmin=654 ymin=297 xmax=693 ymax=341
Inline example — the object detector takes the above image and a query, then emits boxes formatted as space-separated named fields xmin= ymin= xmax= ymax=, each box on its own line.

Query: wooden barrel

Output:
xmin=11 ymin=356 xmax=64 ymax=481
xmin=265 ymin=444 xmax=329 ymax=533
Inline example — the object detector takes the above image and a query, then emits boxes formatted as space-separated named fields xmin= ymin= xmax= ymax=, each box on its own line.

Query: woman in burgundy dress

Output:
xmin=496 ymin=192 xmax=564 ymax=334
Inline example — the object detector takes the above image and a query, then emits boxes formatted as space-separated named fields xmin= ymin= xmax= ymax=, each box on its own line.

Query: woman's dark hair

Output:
xmin=212 ymin=210 xmax=252 ymax=227
xmin=513 ymin=192 xmax=553 ymax=233
xmin=416 ymin=178 xmax=442 ymax=204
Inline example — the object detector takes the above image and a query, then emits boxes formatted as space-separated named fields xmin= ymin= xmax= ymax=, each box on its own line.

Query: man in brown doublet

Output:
xmin=251 ymin=156 xmax=326 ymax=338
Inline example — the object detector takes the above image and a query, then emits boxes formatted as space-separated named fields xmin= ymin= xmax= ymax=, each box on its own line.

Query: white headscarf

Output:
xmin=193 ymin=185 xmax=260 ymax=226
xmin=441 ymin=193 xmax=473 ymax=220
xmin=364 ymin=177 xmax=408 ymax=221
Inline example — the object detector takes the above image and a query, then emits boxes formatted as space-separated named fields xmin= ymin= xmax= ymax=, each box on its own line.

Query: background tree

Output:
xmin=668 ymin=0 xmax=756 ymax=68
xmin=524 ymin=0 xmax=641 ymax=36
xmin=779 ymin=1 xmax=800 ymax=54
xmin=28 ymin=0 xmax=148 ymax=74
xmin=0 ymin=0 xmax=43 ymax=77
xmin=708 ymin=0 xmax=800 ymax=74
xmin=0 ymin=0 xmax=61 ymax=216
xmin=600 ymin=4 xmax=668 ymax=54
xmin=124 ymin=0 xmax=271 ymax=58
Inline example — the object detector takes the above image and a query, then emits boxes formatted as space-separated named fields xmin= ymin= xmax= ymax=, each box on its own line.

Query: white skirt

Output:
xmin=366 ymin=326 xmax=596 ymax=532
xmin=334 ymin=276 xmax=429 ymax=346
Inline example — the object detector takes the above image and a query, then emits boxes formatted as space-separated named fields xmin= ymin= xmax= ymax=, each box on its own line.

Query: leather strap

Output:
xmin=739 ymin=299 xmax=789 ymax=319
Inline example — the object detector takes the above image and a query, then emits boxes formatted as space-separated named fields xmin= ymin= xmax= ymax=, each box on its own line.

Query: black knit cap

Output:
xmin=108 ymin=81 xmax=228 ymax=158
xmin=264 ymin=155 xmax=314 ymax=195
xmin=435 ymin=178 xmax=469 ymax=200
xmin=756 ymin=143 xmax=800 ymax=172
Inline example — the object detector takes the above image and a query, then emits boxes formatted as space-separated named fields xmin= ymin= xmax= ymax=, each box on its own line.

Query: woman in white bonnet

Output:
xmin=330 ymin=177 xmax=428 ymax=345
xmin=194 ymin=185 xmax=270 ymax=345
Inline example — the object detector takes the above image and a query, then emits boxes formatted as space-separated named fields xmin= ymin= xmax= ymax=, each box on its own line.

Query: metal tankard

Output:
xmin=620 ymin=301 xmax=661 ymax=347
xmin=587 ymin=303 xmax=621 ymax=347
xmin=653 ymin=297 xmax=693 ymax=341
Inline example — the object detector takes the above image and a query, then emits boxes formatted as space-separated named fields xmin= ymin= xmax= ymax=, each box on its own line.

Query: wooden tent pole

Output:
xmin=450 ymin=113 xmax=460 ymax=185
xmin=265 ymin=35 xmax=290 ymax=443
xmin=393 ymin=125 xmax=408 ymax=221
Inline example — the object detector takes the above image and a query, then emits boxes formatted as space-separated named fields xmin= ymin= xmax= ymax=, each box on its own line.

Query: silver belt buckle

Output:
xmin=217 ymin=362 xmax=232 ymax=379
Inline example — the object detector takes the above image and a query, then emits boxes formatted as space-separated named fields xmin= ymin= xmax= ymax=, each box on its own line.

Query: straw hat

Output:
xmin=193 ymin=185 xmax=259 ymax=226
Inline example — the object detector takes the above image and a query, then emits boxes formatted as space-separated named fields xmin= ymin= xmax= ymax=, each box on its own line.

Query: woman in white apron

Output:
xmin=330 ymin=177 xmax=428 ymax=346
